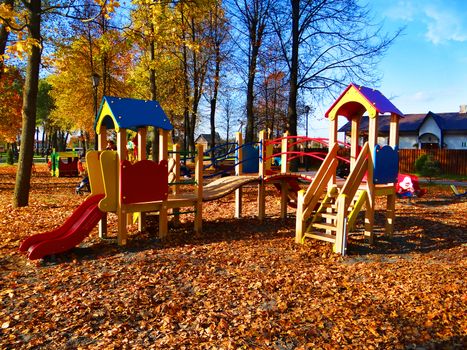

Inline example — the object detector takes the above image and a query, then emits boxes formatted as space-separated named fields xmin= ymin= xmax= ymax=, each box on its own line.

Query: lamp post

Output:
xmin=304 ymin=105 xmax=310 ymax=139
xmin=92 ymin=73 xmax=100 ymax=150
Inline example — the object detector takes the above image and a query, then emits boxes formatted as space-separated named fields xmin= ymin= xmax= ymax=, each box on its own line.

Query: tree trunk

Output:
xmin=13 ymin=0 xmax=41 ymax=207
xmin=210 ymin=41 xmax=221 ymax=159
xmin=287 ymin=0 xmax=300 ymax=171
xmin=149 ymin=26 xmax=159 ymax=162
xmin=246 ymin=34 xmax=259 ymax=143
xmin=181 ymin=6 xmax=191 ymax=155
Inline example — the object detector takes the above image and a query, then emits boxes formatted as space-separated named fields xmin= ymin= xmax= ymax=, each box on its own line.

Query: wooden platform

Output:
xmin=202 ymin=175 xmax=259 ymax=201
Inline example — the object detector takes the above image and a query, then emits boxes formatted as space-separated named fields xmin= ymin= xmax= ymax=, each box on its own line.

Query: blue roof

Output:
xmin=95 ymin=96 xmax=173 ymax=133
xmin=339 ymin=111 xmax=467 ymax=133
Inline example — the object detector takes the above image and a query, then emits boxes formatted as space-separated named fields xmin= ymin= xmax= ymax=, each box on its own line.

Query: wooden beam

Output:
xmin=281 ymin=132 xmax=288 ymax=174
xmin=389 ymin=113 xmax=400 ymax=148
xmin=350 ymin=116 xmax=360 ymax=171
xmin=364 ymin=114 xmax=378 ymax=243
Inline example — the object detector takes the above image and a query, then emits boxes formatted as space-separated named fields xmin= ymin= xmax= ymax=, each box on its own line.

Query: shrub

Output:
xmin=6 ymin=149 xmax=14 ymax=165
xmin=414 ymin=154 xmax=441 ymax=181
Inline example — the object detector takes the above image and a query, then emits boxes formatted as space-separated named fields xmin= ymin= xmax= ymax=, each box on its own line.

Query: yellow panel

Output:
xmin=95 ymin=102 xmax=120 ymax=134
xmin=327 ymin=85 xmax=377 ymax=121
xmin=86 ymin=151 xmax=105 ymax=196
xmin=99 ymin=151 xmax=119 ymax=212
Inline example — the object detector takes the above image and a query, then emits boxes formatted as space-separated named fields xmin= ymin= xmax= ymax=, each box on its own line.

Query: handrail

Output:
xmin=301 ymin=143 xmax=339 ymax=220
xmin=265 ymin=135 xmax=351 ymax=149
xmin=339 ymin=142 xmax=369 ymax=211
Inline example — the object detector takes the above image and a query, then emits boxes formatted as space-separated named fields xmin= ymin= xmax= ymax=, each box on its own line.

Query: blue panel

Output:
xmin=242 ymin=144 xmax=259 ymax=173
xmin=373 ymin=145 xmax=399 ymax=184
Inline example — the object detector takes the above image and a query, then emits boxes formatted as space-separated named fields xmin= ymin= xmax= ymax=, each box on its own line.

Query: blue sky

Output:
xmin=373 ymin=0 xmax=467 ymax=114
xmin=306 ymin=0 xmax=467 ymax=137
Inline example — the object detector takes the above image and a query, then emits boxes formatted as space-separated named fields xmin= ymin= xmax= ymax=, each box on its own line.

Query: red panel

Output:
xmin=120 ymin=160 xmax=168 ymax=204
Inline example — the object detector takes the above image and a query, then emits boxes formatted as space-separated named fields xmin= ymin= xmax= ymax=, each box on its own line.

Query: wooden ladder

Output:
xmin=303 ymin=188 xmax=366 ymax=244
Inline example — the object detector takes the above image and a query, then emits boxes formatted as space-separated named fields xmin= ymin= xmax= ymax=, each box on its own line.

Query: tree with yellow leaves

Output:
xmin=1 ymin=0 xmax=119 ymax=207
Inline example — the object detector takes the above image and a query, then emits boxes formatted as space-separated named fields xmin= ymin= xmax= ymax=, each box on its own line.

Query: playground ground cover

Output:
xmin=0 ymin=164 xmax=465 ymax=349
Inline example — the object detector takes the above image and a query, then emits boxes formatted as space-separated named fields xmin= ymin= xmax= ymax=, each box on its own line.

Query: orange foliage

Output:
xmin=0 ymin=68 xmax=22 ymax=142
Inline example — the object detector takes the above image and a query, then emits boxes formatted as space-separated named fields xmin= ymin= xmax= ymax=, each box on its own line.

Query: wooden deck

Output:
xmin=202 ymin=175 xmax=259 ymax=201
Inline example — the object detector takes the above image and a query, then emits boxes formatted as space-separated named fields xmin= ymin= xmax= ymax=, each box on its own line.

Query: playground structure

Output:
xmin=49 ymin=149 xmax=81 ymax=177
xmin=20 ymin=84 xmax=404 ymax=259
xmin=295 ymin=84 xmax=402 ymax=254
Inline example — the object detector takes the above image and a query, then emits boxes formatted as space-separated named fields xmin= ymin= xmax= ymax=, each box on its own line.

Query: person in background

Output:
xmin=106 ymin=140 xmax=117 ymax=150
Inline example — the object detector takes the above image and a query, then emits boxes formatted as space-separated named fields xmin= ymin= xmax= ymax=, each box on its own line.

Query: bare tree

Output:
xmin=228 ymin=0 xmax=274 ymax=143
xmin=270 ymin=0 xmax=401 ymax=170
xmin=271 ymin=0 xmax=401 ymax=135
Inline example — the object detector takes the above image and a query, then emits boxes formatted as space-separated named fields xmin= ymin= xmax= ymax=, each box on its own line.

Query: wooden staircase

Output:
xmin=296 ymin=142 xmax=370 ymax=255
xmin=302 ymin=187 xmax=366 ymax=244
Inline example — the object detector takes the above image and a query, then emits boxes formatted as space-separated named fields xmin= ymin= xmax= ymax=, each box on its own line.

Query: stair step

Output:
xmin=320 ymin=212 xmax=338 ymax=219
xmin=312 ymin=222 xmax=337 ymax=231
xmin=303 ymin=232 xmax=336 ymax=243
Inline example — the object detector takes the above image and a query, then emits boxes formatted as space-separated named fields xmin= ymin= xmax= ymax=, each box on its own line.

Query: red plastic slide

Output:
xmin=19 ymin=194 xmax=105 ymax=260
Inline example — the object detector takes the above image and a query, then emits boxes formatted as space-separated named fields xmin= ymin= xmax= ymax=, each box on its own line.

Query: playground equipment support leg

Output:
xmin=280 ymin=181 xmax=288 ymax=219
xmin=385 ymin=192 xmax=396 ymax=237
xmin=159 ymin=203 xmax=168 ymax=238
xmin=295 ymin=190 xmax=305 ymax=244
xmin=364 ymin=188 xmax=375 ymax=245
xmin=257 ymin=182 xmax=265 ymax=222
xmin=118 ymin=207 xmax=127 ymax=246
xmin=98 ymin=214 xmax=107 ymax=239
xmin=235 ymin=188 xmax=242 ymax=219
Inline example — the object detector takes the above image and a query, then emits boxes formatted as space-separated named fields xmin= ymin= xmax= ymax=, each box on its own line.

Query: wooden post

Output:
xmin=235 ymin=132 xmax=243 ymax=218
xmin=117 ymin=159 xmax=127 ymax=246
xmin=364 ymin=114 xmax=378 ymax=243
xmin=280 ymin=180 xmax=288 ymax=219
xmin=385 ymin=112 xmax=400 ymax=237
xmin=158 ymin=129 xmax=169 ymax=238
xmin=281 ymin=132 xmax=288 ymax=174
xmin=117 ymin=128 xmax=127 ymax=162
xmin=334 ymin=194 xmax=347 ymax=254
xmin=295 ymin=190 xmax=305 ymax=244
xmin=280 ymin=132 xmax=289 ymax=218
xmin=389 ymin=113 xmax=400 ymax=148
xmin=97 ymin=126 xmax=107 ymax=238
xmin=328 ymin=118 xmax=338 ymax=190
xmin=159 ymin=129 xmax=168 ymax=162
xmin=258 ymin=131 xmax=266 ymax=222
xmin=172 ymin=144 xmax=181 ymax=225
xmin=350 ymin=116 xmax=360 ymax=171
xmin=138 ymin=127 xmax=147 ymax=160
xmin=98 ymin=126 xmax=107 ymax=151
xmin=137 ymin=127 xmax=147 ymax=232
xmin=194 ymin=144 xmax=203 ymax=232
xmin=385 ymin=192 xmax=396 ymax=237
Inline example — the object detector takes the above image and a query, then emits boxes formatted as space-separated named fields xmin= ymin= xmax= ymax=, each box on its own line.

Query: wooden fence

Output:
xmin=398 ymin=149 xmax=467 ymax=175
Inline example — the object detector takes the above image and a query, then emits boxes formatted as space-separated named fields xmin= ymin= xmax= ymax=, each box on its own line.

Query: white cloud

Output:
xmin=424 ymin=5 xmax=467 ymax=44
xmin=381 ymin=1 xmax=467 ymax=44
xmin=384 ymin=0 xmax=418 ymax=21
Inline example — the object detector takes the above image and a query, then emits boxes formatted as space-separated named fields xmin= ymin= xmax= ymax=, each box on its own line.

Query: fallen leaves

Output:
xmin=0 ymin=165 xmax=466 ymax=349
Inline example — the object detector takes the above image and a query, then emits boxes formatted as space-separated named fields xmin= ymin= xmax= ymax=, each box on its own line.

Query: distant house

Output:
xmin=339 ymin=106 xmax=467 ymax=149
xmin=195 ymin=132 xmax=222 ymax=152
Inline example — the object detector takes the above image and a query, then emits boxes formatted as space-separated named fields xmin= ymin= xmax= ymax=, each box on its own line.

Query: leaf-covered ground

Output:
xmin=1 ymin=165 xmax=466 ymax=349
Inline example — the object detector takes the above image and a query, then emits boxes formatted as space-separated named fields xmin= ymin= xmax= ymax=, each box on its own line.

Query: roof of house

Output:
xmin=338 ymin=111 xmax=467 ymax=133
xmin=195 ymin=133 xmax=222 ymax=143
xmin=95 ymin=96 xmax=173 ymax=134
